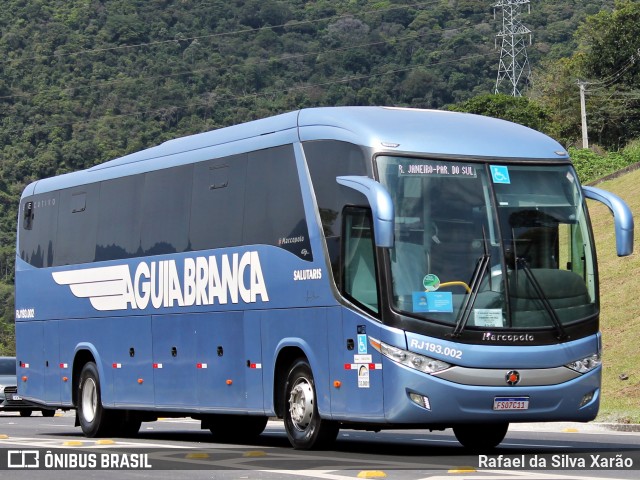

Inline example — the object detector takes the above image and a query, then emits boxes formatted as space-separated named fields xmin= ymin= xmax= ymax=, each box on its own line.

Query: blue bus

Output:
xmin=15 ymin=107 xmax=633 ymax=449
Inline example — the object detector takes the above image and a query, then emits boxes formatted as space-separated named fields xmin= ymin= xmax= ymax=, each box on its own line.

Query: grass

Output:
xmin=586 ymin=168 xmax=640 ymax=423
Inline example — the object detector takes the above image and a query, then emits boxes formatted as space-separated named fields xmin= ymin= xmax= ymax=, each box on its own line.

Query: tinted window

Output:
xmin=343 ymin=207 xmax=379 ymax=313
xmin=190 ymin=154 xmax=247 ymax=250
xmin=140 ymin=165 xmax=193 ymax=256
xmin=55 ymin=185 xmax=99 ymax=266
xmin=304 ymin=141 xmax=369 ymax=281
xmin=0 ymin=358 xmax=16 ymax=375
xmin=243 ymin=145 xmax=311 ymax=260
xmin=19 ymin=193 xmax=59 ymax=268
xmin=95 ymin=175 xmax=144 ymax=261
xmin=22 ymin=146 xmax=312 ymax=267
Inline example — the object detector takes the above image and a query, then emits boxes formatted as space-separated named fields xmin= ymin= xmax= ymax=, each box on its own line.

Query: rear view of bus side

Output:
xmin=15 ymin=107 xmax=633 ymax=449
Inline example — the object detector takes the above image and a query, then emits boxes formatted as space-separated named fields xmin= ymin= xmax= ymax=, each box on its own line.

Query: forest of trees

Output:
xmin=1 ymin=0 xmax=639 ymax=353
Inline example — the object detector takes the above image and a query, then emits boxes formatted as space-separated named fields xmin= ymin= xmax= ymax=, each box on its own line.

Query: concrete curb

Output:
xmin=508 ymin=421 xmax=640 ymax=433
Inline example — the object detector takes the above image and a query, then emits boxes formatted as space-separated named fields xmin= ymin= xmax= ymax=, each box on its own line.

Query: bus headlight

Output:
xmin=369 ymin=337 xmax=451 ymax=374
xmin=565 ymin=353 xmax=601 ymax=374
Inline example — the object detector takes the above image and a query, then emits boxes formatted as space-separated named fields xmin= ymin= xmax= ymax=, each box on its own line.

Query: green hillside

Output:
xmin=587 ymin=168 xmax=640 ymax=423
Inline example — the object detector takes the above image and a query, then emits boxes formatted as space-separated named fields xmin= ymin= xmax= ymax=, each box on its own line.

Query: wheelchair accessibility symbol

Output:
xmin=490 ymin=165 xmax=511 ymax=184
xmin=357 ymin=334 xmax=368 ymax=354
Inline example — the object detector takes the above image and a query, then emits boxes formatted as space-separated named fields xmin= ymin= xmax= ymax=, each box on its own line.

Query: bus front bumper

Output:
xmin=382 ymin=362 xmax=601 ymax=426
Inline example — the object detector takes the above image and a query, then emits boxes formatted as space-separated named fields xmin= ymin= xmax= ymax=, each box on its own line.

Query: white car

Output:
xmin=0 ymin=356 xmax=56 ymax=417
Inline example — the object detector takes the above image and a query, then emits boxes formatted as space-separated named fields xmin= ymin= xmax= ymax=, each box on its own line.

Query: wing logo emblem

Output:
xmin=52 ymin=265 xmax=132 ymax=311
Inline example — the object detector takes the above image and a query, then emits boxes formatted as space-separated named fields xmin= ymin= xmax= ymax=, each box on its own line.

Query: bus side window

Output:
xmin=23 ymin=201 xmax=33 ymax=230
xmin=243 ymin=145 xmax=312 ymax=260
xmin=55 ymin=186 xmax=98 ymax=266
xmin=141 ymin=165 xmax=193 ymax=256
xmin=343 ymin=207 xmax=379 ymax=314
xmin=95 ymin=175 xmax=144 ymax=261
xmin=304 ymin=140 xmax=370 ymax=284
xmin=190 ymin=154 xmax=247 ymax=251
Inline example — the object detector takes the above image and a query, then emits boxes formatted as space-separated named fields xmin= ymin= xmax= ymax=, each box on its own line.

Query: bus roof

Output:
xmin=24 ymin=107 xmax=569 ymax=196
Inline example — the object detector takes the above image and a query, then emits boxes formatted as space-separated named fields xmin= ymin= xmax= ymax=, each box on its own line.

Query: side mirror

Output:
xmin=583 ymin=186 xmax=634 ymax=256
xmin=336 ymin=176 xmax=394 ymax=248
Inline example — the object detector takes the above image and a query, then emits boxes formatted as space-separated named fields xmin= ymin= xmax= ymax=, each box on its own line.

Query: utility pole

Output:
xmin=578 ymin=81 xmax=589 ymax=149
xmin=494 ymin=0 xmax=532 ymax=96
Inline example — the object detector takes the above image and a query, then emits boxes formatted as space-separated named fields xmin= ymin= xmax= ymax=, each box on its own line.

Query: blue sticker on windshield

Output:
xmin=413 ymin=292 xmax=453 ymax=313
xmin=490 ymin=165 xmax=511 ymax=184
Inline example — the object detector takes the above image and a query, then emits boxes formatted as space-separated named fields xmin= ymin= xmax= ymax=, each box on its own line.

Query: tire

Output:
xmin=283 ymin=358 xmax=339 ymax=450
xmin=42 ymin=409 xmax=56 ymax=417
xmin=208 ymin=414 xmax=268 ymax=441
xmin=19 ymin=410 xmax=33 ymax=417
xmin=77 ymin=362 xmax=114 ymax=437
xmin=453 ymin=423 xmax=509 ymax=450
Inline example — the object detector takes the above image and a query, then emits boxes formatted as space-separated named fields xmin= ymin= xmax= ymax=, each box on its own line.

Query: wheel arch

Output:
xmin=71 ymin=344 xmax=103 ymax=408
xmin=273 ymin=345 xmax=306 ymax=418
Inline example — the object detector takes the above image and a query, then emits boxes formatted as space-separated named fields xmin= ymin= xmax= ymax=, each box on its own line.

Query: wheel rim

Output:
xmin=288 ymin=377 xmax=314 ymax=431
xmin=81 ymin=377 xmax=97 ymax=423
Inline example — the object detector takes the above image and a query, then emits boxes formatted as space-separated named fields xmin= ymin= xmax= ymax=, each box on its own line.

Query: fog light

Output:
xmin=579 ymin=390 xmax=596 ymax=408
xmin=409 ymin=392 xmax=431 ymax=410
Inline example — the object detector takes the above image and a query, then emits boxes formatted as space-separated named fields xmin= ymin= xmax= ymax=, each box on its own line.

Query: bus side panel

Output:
xmin=152 ymin=314 xmax=198 ymax=408
xmin=243 ymin=311 xmax=265 ymax=413
xmin=110 ymin=316 xmax=154 ymax=408
xmin=43 ymin=320 xmax=61 ymax=405
xmin=59 ymin=318 xmax=114 ymax=406
xmin=262 ymin=308 xmax=330 ymax=416
xmin=193 ymin=311 xmax=248 ymax=411
xmin=15 ymin=321 xmax=45 ymax=404
xmin=329 ymin=308 xmax=384 ymax=421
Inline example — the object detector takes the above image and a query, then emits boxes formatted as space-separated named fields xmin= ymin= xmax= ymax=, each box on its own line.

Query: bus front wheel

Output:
xmin=77 ymin=362 xmax=113 ymax=437
xmin=453 ymin=423 xmax=509 ymax=449
xmin=283 ymin=358 xmax=339 ymax=450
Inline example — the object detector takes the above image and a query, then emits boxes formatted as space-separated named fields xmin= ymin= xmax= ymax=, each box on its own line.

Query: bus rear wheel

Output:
xmin=77 ymin=362 xmax=114 ymax=437
xmin=453 ymin=423 xmax=509 ymax=449
xmin=283 ymin=359 xmax=338 ymax=450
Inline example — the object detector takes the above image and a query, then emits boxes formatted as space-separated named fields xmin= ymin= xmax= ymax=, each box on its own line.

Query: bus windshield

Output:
xmin=377 ymin=156 xmax=597 ymax=331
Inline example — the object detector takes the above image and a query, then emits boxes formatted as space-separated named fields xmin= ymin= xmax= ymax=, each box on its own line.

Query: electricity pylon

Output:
xmin=494 ymin=0 xmax=532 ymax=96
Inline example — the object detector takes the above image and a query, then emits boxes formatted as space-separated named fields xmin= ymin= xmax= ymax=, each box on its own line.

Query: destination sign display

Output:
xmin=397 ymin=162 xmax=477 ymax=178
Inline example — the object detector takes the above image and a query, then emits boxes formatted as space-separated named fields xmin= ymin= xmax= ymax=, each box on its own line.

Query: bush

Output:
xmin=569 ymin=146 xmax=638 ymax=184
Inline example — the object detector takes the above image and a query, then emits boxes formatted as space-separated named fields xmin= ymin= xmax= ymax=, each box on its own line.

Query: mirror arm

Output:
xmin=583 ymin=186 xmax=634 ymax=256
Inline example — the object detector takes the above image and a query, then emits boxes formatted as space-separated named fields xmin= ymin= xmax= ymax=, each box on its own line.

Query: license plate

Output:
xmin=493 ymin=396 xmax=529 ymax=410
xmin=11 ymin=394 xmax=22 ymax=401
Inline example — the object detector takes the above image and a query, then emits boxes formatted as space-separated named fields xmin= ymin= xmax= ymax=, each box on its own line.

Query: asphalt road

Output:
xmin=0 ymin=410 xmax=639 ymax=479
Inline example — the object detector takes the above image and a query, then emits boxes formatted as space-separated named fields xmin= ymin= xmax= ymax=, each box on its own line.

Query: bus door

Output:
xmin=328 ymin=308 xmax=384 ymax=419
xmin=329 ymin=206 xmax=385 ymax=418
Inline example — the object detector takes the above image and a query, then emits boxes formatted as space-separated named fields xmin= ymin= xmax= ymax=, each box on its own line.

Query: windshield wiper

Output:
xmin=451 ymin=227 xmax=491 ymax=338
xmin=451 ymin=254 xmax=490 ymax=338
xmin=515 ymin=258 xmax=568 ymax=341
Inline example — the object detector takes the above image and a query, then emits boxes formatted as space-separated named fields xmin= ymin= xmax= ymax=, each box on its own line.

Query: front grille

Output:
xmin=3 ymin=385 xmax=22 ymax=405
xmin=3 ymin=386 xmax=17 ymax=395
